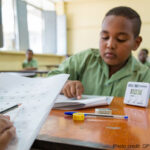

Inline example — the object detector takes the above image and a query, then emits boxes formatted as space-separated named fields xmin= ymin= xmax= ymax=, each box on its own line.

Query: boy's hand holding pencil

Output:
xmin=0 ymin=114 xmax=16 ymax=150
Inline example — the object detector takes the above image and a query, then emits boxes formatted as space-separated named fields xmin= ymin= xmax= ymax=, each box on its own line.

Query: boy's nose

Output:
xmin=106 ymin=38 xmax=116 ymax=49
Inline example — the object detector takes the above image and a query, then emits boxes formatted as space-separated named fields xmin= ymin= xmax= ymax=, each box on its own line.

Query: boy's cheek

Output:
xmin=99 ymin=48 xmax=105 ymax=56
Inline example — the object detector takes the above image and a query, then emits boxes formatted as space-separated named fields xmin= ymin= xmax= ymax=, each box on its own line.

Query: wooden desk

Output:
xmin=32 ymin=98 xmax=150 ymax=150
xmin=39 ymin=65 xmax=59 ymax=70
xmin=0 ymin=70 xmax=49 ymax=77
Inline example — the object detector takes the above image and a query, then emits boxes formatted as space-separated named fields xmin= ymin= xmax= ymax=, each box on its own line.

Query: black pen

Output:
xmin=0 ymin=104 xmax=21 ymax=114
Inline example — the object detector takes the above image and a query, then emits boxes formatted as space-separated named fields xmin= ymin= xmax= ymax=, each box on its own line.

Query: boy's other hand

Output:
xmin=61 ymin=80 xmax=84 ymax=99
xmin=0 ymin=115 xmax=16 ymax=150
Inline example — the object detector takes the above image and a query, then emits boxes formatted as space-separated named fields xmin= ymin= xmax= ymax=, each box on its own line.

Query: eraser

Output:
xmin=95 ymin=108 xmax=112 ymax=115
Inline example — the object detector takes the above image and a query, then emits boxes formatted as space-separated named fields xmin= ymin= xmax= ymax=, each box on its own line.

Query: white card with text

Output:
xmin=124 ymin=82 xmax=150 ymax=107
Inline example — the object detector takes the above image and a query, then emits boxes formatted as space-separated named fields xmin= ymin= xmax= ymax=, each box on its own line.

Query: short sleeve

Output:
xmin=48 ymin=49 xmax=97 ymax=80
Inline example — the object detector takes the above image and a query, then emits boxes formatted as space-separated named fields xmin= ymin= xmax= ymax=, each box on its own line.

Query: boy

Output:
xmin=138 ymin=48 xmax=150 ymax=67
xmin=0 ymin=115 xmax=16 ymax=150
xmin=22 ymin=49 xmax=38 ymax=70
xmin=48 ymin=6 xmax=150 ymax=98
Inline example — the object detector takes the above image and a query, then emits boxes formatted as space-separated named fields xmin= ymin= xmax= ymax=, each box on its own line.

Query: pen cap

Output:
xmin=64 ymin=112 xmax=77 ymax=116
xmin=124 ymin=116 xmax=128 ymax=119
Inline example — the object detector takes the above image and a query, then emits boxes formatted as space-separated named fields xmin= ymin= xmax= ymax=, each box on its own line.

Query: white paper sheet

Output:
xmin=53 ymin=95 xmax=114 ymax=110
xmin=0 ymin=73 xmax=69 ymax=150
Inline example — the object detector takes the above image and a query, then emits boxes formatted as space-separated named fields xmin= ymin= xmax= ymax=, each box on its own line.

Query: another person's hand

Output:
xmin=61 ymin=80 xmax=84 ymax=99
xmin=0 ymin=115 xmax=16 ymax=150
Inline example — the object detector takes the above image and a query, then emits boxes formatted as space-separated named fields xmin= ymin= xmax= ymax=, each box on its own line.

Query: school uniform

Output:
xmin=143 ymin=61 xmax=150 ymax=68
xmin=48 ymin=49 xmax=150 ymax=97
xmin=22 ymin=59 xmax=38 ymax=69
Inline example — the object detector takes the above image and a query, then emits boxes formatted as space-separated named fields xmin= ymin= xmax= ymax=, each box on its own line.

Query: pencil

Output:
xmin=0 ymin=104 xmax=21 ymax=114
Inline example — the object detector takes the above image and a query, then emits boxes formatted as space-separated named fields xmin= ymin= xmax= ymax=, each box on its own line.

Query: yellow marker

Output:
xmin=73 ymin=112 xmax=85 ymax=121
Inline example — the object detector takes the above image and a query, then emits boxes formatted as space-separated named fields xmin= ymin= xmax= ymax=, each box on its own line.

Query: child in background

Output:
xmin=22 ymin=49 xmax=38 ymax=70
xmin=138 ymin=48 xmax=150 ymax=67
xmin=48 ymin=6 xmax=150 ymax=98
xmin=0 ymin=115 xmax=16 ymax=150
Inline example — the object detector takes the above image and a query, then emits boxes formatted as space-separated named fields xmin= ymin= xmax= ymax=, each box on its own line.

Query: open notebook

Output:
xmin=0 ymin=73 xmax=69 ymax=150
xmin=53 ymin=95 xmax=114 ymax=110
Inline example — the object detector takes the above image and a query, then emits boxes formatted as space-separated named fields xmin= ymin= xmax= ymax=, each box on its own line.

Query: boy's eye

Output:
xmin=101 ymin=36 xmax=109 ymax=40
xmin=117 ymin=38 xmax=127 ymax=42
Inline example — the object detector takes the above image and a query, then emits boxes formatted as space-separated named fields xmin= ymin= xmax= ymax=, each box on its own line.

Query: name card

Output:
xmin=124 ymin=82 xmax=150 ymax=107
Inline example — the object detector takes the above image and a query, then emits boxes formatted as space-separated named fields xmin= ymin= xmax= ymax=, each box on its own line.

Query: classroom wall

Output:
xmin=0 ymin=51 xmax=65 ymax=71
xmin=64 ymin=0 xmax=150 ymax=57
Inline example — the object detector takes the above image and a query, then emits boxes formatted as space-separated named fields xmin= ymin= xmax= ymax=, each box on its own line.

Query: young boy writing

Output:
xmin=48 ymin=6 xmax=150 ymax=98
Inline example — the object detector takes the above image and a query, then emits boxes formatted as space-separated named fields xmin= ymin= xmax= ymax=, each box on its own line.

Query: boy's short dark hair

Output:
xmin=105 ymin=6 xmax=141 ymax=38
xmin=141 ymin=48 xmax=149 ymax=55
xmin=26 ymin=49 xmax=33 ymax=54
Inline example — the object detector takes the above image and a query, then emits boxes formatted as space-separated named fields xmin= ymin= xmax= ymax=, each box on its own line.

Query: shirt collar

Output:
xmin=99 ymin=54 xmax=140 ymax=84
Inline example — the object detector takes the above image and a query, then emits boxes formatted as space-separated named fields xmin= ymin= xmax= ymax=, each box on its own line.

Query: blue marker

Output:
xmin=64 ymin=112 xmax=128 ymax=119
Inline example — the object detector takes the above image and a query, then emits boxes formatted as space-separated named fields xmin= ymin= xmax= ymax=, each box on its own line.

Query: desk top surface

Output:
xmin=0 ymin=70 xmax=49 ymax=73
xmin=0 ymin=70 xmax=49 ymax=77
xmin=35 ymin=98 xmax=150 ymax=149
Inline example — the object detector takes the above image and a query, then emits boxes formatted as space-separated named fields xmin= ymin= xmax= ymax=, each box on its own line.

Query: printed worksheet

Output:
xmin=0 ymin=73 xmax=69 ymax=150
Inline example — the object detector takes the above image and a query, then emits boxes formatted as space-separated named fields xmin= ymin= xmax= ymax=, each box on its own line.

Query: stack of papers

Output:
xmin=53 ymin=95 xmax=114 ymax=110
xmin=0 ymin=73 xmax=69 ymax=150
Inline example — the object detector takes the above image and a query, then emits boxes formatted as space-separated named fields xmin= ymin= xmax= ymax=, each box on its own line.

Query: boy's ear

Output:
xmin=132 ymin=36 xmax=142 ymax=51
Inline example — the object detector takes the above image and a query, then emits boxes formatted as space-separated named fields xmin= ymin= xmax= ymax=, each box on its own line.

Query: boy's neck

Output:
xmin=27 ymin=58 xmax=32 ymax=62
xmin=109 ymin=61 xmax=128 ymax=78
xmin=141 ymin=60 xmax=146 ymax=64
